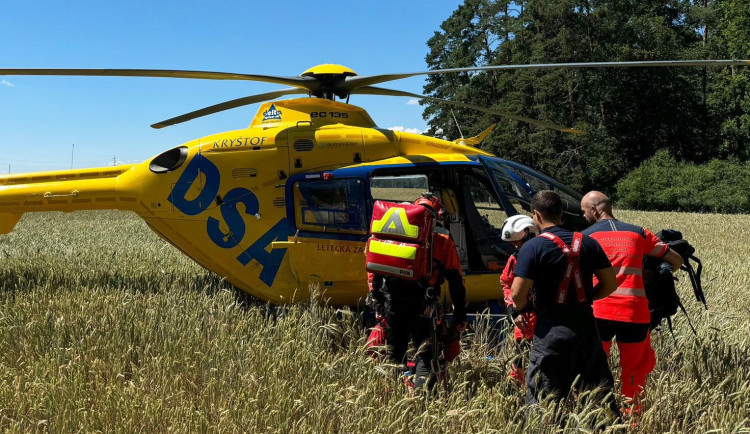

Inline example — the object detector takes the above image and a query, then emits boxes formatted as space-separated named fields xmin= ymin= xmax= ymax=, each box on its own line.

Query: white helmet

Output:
xmin=501 ymin=215 xmax=538 ymax=242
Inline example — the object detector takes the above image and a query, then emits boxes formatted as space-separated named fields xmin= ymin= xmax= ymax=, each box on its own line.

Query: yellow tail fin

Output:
xmin=452 ymin=124 xmax=497 ymax=146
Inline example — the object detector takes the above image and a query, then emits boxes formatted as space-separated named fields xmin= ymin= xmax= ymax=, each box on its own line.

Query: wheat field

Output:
xmin=0 ymin=210 xmax=748 ymax=433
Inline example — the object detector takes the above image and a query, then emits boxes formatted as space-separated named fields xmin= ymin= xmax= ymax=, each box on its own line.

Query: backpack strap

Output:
xmin=539 ymin=232 xmax=586 ymax=304
xmin=676 ymin=297 xmax=698 ymax=335
xmin=685 ymin=255 xmax=707 ymax=308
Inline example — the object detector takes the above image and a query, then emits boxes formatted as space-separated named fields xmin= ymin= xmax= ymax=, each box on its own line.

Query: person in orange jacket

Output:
xmin=581 ymin=191 xmax=684 ymax=413
xmin=500 ymin=214 xmax=538 ymax=383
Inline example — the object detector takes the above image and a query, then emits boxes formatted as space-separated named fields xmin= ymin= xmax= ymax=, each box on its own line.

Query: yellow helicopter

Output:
xmin=1 ymin=60 xmax=747 ymax=307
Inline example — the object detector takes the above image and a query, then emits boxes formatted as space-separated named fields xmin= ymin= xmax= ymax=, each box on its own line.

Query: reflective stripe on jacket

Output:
xmin=583 ymin=219 xmax=668 ymax=324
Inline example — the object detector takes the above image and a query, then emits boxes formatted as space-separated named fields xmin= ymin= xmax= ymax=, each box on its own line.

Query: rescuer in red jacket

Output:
xmin=367 ymin=194 xmax=467 ymax=391
xmin=581 ymin=191 xmax=684 ymax=412
xmin=499 ymin=214 xmax=538 ymax=383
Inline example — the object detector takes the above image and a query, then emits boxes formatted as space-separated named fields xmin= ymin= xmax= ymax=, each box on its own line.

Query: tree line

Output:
xmin=422 ymin=0 xmax=750 ymax=210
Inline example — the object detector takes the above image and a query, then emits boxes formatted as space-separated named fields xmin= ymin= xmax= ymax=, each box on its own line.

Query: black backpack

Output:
xmin=643 ymin=229 xmax=707 ymax=334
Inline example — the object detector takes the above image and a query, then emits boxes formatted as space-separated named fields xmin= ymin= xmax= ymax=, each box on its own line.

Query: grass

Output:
xmin=0 ymin=209 xmax=748 ymax=433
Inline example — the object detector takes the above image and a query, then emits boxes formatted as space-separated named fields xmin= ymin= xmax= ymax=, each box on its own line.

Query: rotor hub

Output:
xmin=300 ymin=64 xmax=358 ymax=100
xmin=300 ymin=64 xmax=357 ymax=77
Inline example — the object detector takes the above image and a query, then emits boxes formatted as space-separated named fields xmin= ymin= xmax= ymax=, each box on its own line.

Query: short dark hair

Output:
xmin=531 ymin=190 xmax=563 ymax=222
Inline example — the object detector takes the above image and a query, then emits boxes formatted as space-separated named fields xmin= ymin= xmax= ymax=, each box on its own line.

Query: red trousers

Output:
xmin=598 ymin=319 xmax=656 ymax=402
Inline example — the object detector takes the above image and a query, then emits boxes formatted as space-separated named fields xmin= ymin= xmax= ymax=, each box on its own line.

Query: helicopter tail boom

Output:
xmin=0 ymin=165 xmax=140 ymax=220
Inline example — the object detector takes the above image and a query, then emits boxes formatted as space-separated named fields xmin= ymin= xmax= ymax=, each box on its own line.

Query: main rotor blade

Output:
xmin=151 ymin=88 xmax=307 ymax=129
xmin=342 ymin=59 xmax=750 ymax=91
xmin=0 ymin=68 xmax=317 ymax=91
xmin=353 ymin=86 xmax=584 ymax=134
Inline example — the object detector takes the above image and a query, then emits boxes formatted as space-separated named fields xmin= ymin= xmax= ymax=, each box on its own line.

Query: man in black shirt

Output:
xmin=511 ymin=191 xmax=618 ymax=411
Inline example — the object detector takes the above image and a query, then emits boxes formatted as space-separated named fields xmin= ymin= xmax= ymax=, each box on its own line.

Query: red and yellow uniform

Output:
xmin=367 ymin=231 xmax=466 ymax=390
xmin=367 ymin=232 xmax=464 ymax=304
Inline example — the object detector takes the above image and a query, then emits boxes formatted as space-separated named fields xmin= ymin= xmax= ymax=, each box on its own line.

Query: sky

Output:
xmin=0 ymin=0 xmax=464 ymax=173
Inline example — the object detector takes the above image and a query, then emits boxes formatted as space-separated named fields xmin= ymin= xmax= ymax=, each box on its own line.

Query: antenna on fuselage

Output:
xmin=451 ymin=109 xmax=465 ymax=144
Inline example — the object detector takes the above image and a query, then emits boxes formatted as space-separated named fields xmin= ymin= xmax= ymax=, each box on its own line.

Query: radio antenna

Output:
xmin=450 ymin=109 xmax=464 ymax=140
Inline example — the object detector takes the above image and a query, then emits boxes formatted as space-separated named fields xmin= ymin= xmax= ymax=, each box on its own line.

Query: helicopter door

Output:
xmin=369 ymin=173 xmax=470 ymax=269
xmin=366 ymin=169 xmax=516 ymax=304
xmin=458 ymin=169 xmax=516 ymax=272
xmin=282 ymin=175 xmax=370 ymax=305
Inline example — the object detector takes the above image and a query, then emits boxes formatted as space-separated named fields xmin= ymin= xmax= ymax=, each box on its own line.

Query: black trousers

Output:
xmin=383 ymin=292 xmax=437 ymax=391
xmin=597 ymin=318 xmax=650 ymax=343
xmin=526 ymin=314 xmax=618 ymax=413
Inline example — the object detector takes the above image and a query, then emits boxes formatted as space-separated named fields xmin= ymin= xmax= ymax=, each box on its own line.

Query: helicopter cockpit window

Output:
xmin=492 ymin=169 xmax=533 ymax=216
xmin=370 ymin=175 xmax=429 ymax=203
xmin=498 ymin=162 xmax=581 ymax=217
xmin=482 ymin=157 xmax=585 ymax=227
xmin=293 ymin=178 xmax=367 ymax=234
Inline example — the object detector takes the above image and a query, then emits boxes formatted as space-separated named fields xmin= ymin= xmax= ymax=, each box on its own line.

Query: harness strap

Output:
xmin=539 ymin=232 xmax=586 ymax=304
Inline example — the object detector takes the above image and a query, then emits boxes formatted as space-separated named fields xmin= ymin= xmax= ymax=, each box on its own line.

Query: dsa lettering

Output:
xmin=168 ymin=154 xmax=288 ymax=286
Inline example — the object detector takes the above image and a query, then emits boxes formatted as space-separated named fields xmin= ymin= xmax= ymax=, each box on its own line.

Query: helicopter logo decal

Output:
xmin=262 ymin=104 xmax=283 ymax=122
xmin=168 ymin=154 xmax=289 ymax=287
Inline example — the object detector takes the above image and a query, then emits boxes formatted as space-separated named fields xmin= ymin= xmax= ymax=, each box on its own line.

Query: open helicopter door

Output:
xmin=276 ymin=173 xmax=370 ymax=305
xmin=367 ymin=167 xmax=516 ymax=304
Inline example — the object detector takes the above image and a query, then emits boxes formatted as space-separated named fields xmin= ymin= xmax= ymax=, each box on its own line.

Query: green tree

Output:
xmin=705 ymin=0 xmax=750 ymax=161
xmin=423 ymin=0 xmax=736 ymax=194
